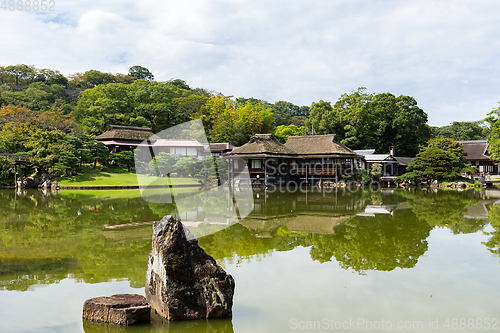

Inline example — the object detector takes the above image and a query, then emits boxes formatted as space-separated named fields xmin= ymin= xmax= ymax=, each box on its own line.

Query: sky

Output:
xmin=1 ymin=0 xmax=500 ymax=127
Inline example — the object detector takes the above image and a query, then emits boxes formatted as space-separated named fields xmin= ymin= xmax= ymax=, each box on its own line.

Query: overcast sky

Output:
xmin=1 ymin=0 xmax=500 ymax=126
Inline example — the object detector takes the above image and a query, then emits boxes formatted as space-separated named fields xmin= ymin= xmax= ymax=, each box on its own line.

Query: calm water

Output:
xmin=1 ymin=187 xmax=500 ymax=332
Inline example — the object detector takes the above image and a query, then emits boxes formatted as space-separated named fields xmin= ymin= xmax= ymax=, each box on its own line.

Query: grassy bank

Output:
xmin=57 ymin=187 xmax=201 ymax=199
xmin=55 ymin=167 xmax=201 ymax=187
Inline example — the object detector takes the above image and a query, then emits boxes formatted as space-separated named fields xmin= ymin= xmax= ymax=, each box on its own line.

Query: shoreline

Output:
xmin=0 ymin=184 xmax=202 ymax=190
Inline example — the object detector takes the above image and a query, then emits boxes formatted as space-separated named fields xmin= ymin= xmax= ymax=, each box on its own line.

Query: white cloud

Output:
xmin=1 ymin=0 xmax=500 ymax=126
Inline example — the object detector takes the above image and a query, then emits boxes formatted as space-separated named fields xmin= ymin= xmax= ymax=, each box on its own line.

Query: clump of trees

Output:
xmin=395 ymin=138 xmax=473 ymax=184
xmin=306 ymin=88 xmax=432 ymax=157
xmin=5 ymin=62 xmax=497 ymax=183
xmin=434 ymin=121 xmax=488 ymax=141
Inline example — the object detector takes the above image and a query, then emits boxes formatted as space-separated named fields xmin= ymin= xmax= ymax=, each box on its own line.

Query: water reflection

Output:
xmin=83 ymin=315 xmax=234 ymax=333
xmin=1 ymin=188 xmax=500 ymax=291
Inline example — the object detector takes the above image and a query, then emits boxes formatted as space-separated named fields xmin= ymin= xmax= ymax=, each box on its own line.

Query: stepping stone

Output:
xmin=83 ymin=294 xmax=150 ymax=325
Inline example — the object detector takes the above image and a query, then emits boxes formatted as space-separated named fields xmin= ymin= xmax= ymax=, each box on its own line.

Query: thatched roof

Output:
xmin=457 ymin=140 xmax=490 ymax=161
xmin=284 ymin=134 xmax=356 ymax=157
xmin=228 ymin=134 xmax=296 ymax=158
xmin=95 ymin=125 xmax=160 ymax=142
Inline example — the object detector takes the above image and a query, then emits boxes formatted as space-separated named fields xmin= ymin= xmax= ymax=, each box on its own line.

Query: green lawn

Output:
xmin=55 ymin=167 xmax=201 ymax=187
xmin=57 ymin=187 xmax=201 ymax=199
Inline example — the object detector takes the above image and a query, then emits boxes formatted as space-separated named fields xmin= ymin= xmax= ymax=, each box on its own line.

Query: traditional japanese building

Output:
xmin=458 ymin=140 xmax=498 ymax=174
xmin=95 ymin=125 xmax=207 ymax=161
xmin=95 ymin=125 xmax=159 ymax=154
xmin=227 ymin=134 xmax=361 ymax=185
xmin=284 ymin=134 xmax=360 ymax=184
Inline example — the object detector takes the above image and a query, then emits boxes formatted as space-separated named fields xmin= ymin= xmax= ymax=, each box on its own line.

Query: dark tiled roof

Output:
xmin=457 ymin=140 xmax=490 ymax=160
xmin=95 ymin=125 xmax=160 ymax=141
xmin=228 ymin=134 xmax=296 ymax=157
xmin=284 ymin=134 xmax=356 ymax=156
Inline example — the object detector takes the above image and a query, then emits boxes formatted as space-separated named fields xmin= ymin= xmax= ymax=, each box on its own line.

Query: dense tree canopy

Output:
xmin=485 ymin=103 xmax=500 ymax=160
xmin=274 ymin=124 xmax=307 ymax=143
xmin=434 ymin=121 xmax=487 ymax=141
xmin=194 ymin=96 xmax=275 ymax=146
xmin=74 ymin=80 xmax=198 ymax=135
xmin=306 ymin=88 xmax=432 ymax=156
xmin=128 ymin=66 xmax=154 ymax=81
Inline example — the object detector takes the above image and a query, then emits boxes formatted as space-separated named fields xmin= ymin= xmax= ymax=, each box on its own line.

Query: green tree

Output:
xmin=172 ymin=156 xmax=201 ymax=177
xmin=128 ymin=66 xmax=154 ymax=81
xmin=74 ymin=80 xmax=189 ymax=135
xmin=5 ymin=64 xmax=37 ymax=85
xmin=435 ymin=121 xmax=487 ymax=141
xmin=206 ymin=98 xmax=275 ymax=146
xmin=274 ymin=124 xmax=307 ymax=143
xmin=485 ymin=103 xmax=500 ymax=160
xmin=396 ymin=147 xmax=466 ymax=183
xmin=149 ymin=152 xmax=177 ymax=176
xmin=426 ymin=137 xmax=466 ymax=160
xmin=306 ymin=88 xmax=431 ymax=156
xmin=112 ymin=151 xmax=135 ymax=171
xmin=166 ymin=79 xmax=190 ymax=90
xmin=34 ymin=68 xmax=68 ymax=86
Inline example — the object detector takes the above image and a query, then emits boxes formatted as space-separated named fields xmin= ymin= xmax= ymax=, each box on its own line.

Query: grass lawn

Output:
xmin=55 ymin=167 xmax=201 ymax=187
xmin=57 ymin=187 xmax=201 ymax=199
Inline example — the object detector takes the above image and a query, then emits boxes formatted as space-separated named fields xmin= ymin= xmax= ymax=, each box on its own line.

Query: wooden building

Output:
xmin=96 ymin=125 xmax=207 ymax=161
xmin=458 ymin=140 xmax=498 ymax=174
xmin=227 ymin=134 xmax=361 ymax=186
xmin=95 ymin=125 xmax=159 ymax=154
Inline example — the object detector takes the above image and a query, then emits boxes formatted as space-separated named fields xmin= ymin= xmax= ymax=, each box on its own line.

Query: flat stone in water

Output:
xmin=82 ymin=294 xmax=150 ymax=325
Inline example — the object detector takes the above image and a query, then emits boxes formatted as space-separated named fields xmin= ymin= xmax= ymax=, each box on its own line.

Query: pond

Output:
xmin=1 ymin=186 xmax=500 ymax=332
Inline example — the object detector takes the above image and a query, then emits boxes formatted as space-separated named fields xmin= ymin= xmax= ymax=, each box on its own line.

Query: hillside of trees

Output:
xmin=0 ymin=63 xmax=495 ymax=178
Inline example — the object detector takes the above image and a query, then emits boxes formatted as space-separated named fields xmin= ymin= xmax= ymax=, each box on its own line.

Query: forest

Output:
xmin=0 ymin=63 xmax=496 ymax=178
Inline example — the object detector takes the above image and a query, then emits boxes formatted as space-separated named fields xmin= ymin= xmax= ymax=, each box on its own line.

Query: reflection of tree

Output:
xmin=199 ymin=209 xmax=432 ymax=274
xmin=396 ymin=189 xmax=479 ymax=229
xmin=449 ymin=218 xmax=489 ymax=235
xmin=0 ymin=190 xmax=162 ymax=290
xmin=311 ymin=210 xmax=431 ymax=273
xmin=484 ymin=204 xmax=500 ymax=257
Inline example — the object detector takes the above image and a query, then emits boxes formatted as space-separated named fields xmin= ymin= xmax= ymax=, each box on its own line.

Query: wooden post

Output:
xmin=264 ymin=159 xmax=267 ymax=186
xmin=18 ymin=164 xmax=23 ymax=188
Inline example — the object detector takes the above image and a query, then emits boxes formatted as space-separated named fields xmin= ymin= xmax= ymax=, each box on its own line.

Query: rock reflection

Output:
xmin=82 ymin=315 xmax=234 ymax=333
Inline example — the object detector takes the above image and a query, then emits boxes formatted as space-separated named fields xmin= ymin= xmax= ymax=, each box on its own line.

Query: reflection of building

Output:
xmin=356 ymin=202 xmax=410 ymax=217
xmin=227 ymin=134 xmax=362 ymax=185
xmin=458 ymin=140 xmax=498 ymax=174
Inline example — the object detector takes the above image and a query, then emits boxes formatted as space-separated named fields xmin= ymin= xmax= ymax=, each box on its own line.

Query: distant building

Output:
xmin=95 ymin=125 xmax=159 ymax=154
xmin=153 ymin=139 xmax=206 ymax=160
xmin=354 ymin=147 xmax=413 ymax=177
xmin=208 ymin=143 xmax=237 ymax=157
xmin=95 ymin=125 xmax=207 ymax=160
xmin=458 ymin=140 xmax=498 ymax=174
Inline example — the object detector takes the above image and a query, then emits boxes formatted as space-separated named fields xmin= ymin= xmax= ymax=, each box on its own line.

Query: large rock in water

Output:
xmin=145 ymin=215 xmax=235 ymax=320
